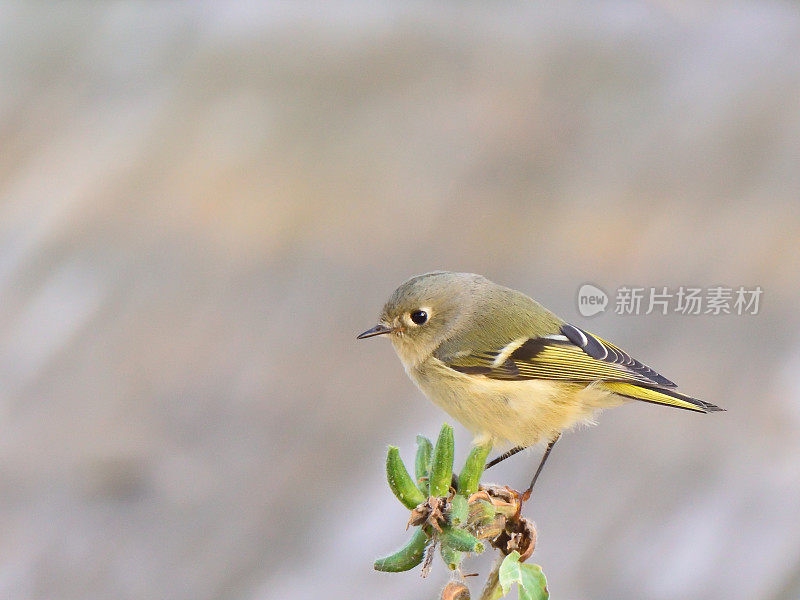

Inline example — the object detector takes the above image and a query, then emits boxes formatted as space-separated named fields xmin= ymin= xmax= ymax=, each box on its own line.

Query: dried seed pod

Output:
xmin=474 ymin=514 xmax=506 ymax=540
xmin=481 ymin=486 xmax=520 ymax=518
xmin=407 ymin=497 xmax=448 ymax=532
xmin=507 ymin=517 xmax=537 ymax=562
xmin=467 ymin=490 xmax=492 ymax=503
xmin=489 ymin=499 xmax=518 ymax=519
xmin=491 ymin=515 xmax=537 ymax=562
xmin=484 ymin=485 xmax=516 ymax=503
xmin=468 ymin=499 xmax=496 ymax=527
xmin=441 ymin=581 xmax=471 ymax=600
xmin=407 ymin=504 xmax=429 ymax=529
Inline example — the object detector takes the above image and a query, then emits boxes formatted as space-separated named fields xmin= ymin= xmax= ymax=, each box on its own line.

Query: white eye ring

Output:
xmin=407 ymin=307 xmax=431 ymax=326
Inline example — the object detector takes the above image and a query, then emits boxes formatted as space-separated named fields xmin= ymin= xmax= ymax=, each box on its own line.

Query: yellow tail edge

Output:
xmin=601 ymin=382 xmax=723 ymax=413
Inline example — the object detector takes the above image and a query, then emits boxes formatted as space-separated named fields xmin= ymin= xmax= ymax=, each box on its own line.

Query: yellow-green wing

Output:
xmin=442 ymin=323 xmax=723 ymax=412
xmin=444 ymin=323 xmax=676 ymax=388
xmin=559 ymin=323 xmax=676 ymax=387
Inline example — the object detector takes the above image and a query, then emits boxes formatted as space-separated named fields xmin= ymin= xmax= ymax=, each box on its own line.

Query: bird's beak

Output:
xmin=357 ymin=324 xmax=392 ymax=339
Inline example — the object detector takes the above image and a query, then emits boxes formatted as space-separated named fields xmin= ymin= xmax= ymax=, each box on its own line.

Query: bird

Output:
xmin=357 ymin=271 xmax=723 ymax=499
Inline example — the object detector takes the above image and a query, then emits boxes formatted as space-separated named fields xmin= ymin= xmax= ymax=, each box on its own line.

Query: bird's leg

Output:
xmin=520 ymin=434 xmax=561 ymax=502
xmin=484 ymin=445 xmax=526 ymax=470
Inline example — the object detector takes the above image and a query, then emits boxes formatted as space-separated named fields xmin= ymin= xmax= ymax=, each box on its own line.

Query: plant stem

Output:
xmin=478 ymin=555 xmax=504 ymax=600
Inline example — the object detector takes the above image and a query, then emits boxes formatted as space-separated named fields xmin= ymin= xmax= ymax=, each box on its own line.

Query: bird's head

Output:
xmin=357 ymin=271 xmax=484 ymax=367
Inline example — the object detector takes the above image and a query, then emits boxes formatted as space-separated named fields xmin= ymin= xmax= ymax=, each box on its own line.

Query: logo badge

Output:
xmin=577 ymin=284 xmax=608 ymax=317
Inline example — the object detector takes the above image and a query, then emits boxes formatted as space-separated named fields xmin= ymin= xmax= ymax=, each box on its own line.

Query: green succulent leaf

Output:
xmin=429 ymin=424 xmax=454 ymax=497
xmin=439 ymin=541 xmax=463 ymax=570
xmin=374 ymin=528 xmax=430 ymax=572
xmin=448 ymin=494 xmax=468 ymax=527
xmin=414 ymin=435 xmax=433 ymax=495
xmin=440 ymin=526 xmax=484 ymax=553
xmin=498 ymin=551 xmax=549 ymax=600
xmin=458 ymin=443 xmax=491 ymax=497
xmin=386 ymin=446 xmax=426 ymax=509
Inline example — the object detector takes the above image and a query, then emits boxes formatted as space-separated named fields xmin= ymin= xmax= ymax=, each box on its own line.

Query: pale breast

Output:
xmin=408 ymin=357 xmax=621 ymax=447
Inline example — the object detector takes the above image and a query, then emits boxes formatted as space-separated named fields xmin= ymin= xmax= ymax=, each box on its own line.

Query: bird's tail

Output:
xmin=600 ymin=381 xmax=724 ymax=413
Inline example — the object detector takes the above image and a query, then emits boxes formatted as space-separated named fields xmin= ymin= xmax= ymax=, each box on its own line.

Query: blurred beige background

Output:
xmin=1 ymin=2 xmax=799 ymax=599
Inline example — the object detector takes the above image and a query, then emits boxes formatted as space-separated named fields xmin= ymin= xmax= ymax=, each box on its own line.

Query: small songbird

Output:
xmin=358 ymin=271 xmax=722 ymax=498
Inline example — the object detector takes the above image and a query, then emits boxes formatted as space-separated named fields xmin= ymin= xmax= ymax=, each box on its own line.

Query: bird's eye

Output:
xmin=410 ymin=310 xmax=428 ymax=325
